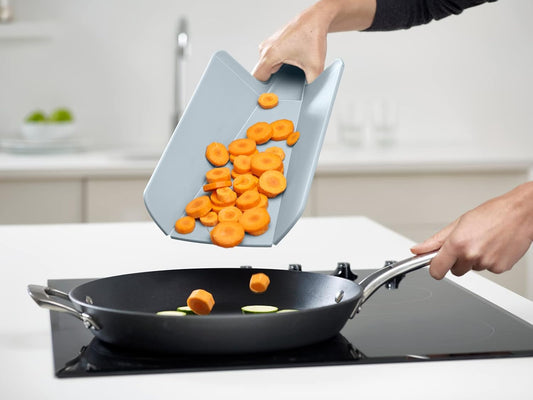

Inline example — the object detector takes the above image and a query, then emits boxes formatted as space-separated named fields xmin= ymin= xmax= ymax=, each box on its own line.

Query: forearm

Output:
xmin=310 ymin=0 xmax=377 ymax=33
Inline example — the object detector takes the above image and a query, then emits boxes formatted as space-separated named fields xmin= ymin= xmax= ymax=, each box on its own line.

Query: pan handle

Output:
xmin=350 ymin=251 xmax=437 ymax=318
xmin=27 ymin=285 xmax=100 ymax=330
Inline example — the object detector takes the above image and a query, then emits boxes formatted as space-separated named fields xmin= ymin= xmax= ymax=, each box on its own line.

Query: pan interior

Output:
xmin=69 ymin=268 xmax=361 ymax=315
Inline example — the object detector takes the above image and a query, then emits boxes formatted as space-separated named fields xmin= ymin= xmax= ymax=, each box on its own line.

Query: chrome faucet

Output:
xmin=173 ymin=17 xmax=189 ymax=132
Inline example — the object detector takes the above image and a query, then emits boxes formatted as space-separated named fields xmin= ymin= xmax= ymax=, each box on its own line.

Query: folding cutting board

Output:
xmin=144 ymin=51 xmax=343 ymax=246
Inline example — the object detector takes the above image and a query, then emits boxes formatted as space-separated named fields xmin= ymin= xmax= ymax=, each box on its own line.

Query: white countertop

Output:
xmin=1 ymin=216 xmax=532 ymax=399
xmin=0 ymin=142 xmax=532 ymax=179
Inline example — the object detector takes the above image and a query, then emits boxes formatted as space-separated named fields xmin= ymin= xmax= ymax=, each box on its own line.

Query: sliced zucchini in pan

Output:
xmin=177 ymin=305 xmax=195 ymax=315
xmin=156 ymin=310 xmax=187 ymax=316
xmin=241 ymin=305 xmax=279 ymax=314
xmin=277 ymin=309 xmax=298 ymax=313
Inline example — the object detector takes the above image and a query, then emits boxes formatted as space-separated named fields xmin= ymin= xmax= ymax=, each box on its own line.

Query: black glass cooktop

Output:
xmin=48 ymin=267 xmax=533 ymax=378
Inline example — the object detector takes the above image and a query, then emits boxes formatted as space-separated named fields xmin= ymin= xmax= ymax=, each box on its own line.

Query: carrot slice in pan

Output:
xmin=236 ymin=190 xmax=261 ymax=211
xmin=187 ymin=289 xmax=215 ymax=315
xmin=205 ymin=142 xmax=230 ymax=166
xmin=286 ymin=131 xmax=300 ymax=146
xmin=264 ymin=146 xmax=285 ymax=161
xmin=250 ymin=152 xmax=283 ymax=177
xmin=199 ymin=211 xmax=218 ymax=227
xmin=205 ymin=167 xmax=231 ymax=183
xmin=228 ymin=138 xmax=257 ymax=156
xmin=217 ymin=206 xmax=243 ymax=223
xmin=246 ymin=122 xmax=273 ymax=145
xmin=258 ymin=170 xmax=287 ymax=198
xmin=258 ymin=93 xmax=278 ymax=109
xmin=203 ymin=180 xmax=232 ymax=192
xmin=249 ymin=272 xmax=270 ymax=293
xmin=233 ymin=173 xmax=258 ymax=194
xmin=210 ymin=221 xmax=245 ymax=248
xmin=240 ymin=207 xmax=270 ymax=236
xmin=175 ymin=216 xmax=195 ymax=234
xmin=271 ymin=119 xmax=294 ymax=141
xmin=185 ymin=196 xmax=212 ymax=218
xmin=232 ymin=154 xmax=252 ymax=174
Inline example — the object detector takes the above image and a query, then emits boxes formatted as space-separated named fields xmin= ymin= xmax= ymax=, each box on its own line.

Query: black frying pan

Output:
xmin=28 ymin=252 xmax=436 ymax=354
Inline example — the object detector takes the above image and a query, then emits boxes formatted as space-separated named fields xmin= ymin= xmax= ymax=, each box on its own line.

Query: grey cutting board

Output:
xmin=144 ymin=50 xmax=343 ymax=246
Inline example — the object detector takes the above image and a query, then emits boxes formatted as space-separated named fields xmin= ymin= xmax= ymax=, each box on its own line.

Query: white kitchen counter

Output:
xmin=0 ymin=142 xmax=532 ymax=178
xmin=1 ymin=217 xmax=532 ymax=399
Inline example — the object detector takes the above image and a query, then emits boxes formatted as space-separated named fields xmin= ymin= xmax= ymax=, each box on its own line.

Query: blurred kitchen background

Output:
xmin=1 ymin=0 xmax=532 ymax=298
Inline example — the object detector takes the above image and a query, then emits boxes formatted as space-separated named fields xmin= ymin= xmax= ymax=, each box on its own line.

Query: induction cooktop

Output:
xmin=47 ymin=265 xmax=533 ymax=378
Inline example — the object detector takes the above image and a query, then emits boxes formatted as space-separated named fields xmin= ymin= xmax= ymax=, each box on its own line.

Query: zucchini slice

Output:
xmin=177 ymin=305 xmax=195 ymax=315
xmin=156 ymin=310 xmax=187 ymax=316
xmin=241 ymin=305 xmax=279 ymax=314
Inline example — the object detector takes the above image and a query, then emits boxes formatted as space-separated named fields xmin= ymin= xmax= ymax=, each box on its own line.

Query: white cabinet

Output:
xmin=307 ymin=169 xmax=530 ymax=298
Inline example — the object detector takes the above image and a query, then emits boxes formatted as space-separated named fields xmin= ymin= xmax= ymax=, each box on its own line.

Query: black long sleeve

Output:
xmin=366 ymin=0 xmax=498 ymax=31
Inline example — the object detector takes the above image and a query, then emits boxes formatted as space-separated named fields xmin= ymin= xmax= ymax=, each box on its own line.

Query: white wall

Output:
xmin=1 ymin=0 xmax=532 ymax=151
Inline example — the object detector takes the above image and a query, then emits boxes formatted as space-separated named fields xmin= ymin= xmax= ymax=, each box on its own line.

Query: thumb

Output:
xmin=410 ymin=220 xmax=457 ymax=255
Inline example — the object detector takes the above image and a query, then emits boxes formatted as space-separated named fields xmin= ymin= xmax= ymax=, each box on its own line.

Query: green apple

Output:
xmin=25 ymin=111 xmax=48 ymax=123
xmin=50 ymin=108 xmax=73 ymax=122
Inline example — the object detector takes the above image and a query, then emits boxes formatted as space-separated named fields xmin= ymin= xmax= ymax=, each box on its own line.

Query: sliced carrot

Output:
xmin=264 ymin=146 xmax=285 ymax=161
xmin=258 ymin=170 xmax=287 ymax=198
xmin=236 ymin=190 xmax=261 ymax=211
xmin=205 ymin=142 xmax=230 ymax=167
xmin=175 ymin=216 xmax=195 ymax=234
xmin=250 ymin=151 xmax=283 ymax=177
xmin=205 ymin=167 xmax=231 ymax=183
xmin=199 ymin=211 xmax=218 ymax=227
xmin=231 ymin=169 xmax=244 ymax=180
xmin=228 ymin=138 xmax=257 ymax=157
xmin=246 ymin=122 xmax=273 ymax=145
xmin=211 ymin=203 xmax=226 ymax=213
xmin=210 ymin=190 xmax=234 ymax=207
xmin=257 ymin=193 xmax=269 ymax=208
xmin=232 ymin=173 xmax=258 ymax=194
xmin=239 ymin=207 xmax=271 ymax=236
xmin=286 ymin=131 xmax=300 ymax=146
xmin=187 ymin=289 xmax=215 ymax=315
xmin=215 ymin=187 xmax=237 ymax=204
xmin=271 ymin=119 xmax=294 ymax=141
xmin=217 ymin=206 xmax=243 ymax=223
xmin=258 ymin=93 xmax=278 ymax=109
xmin=210 ymin=221 xmax=245 ymax=248
xmin=185 ymin=196 xmax=212 ymax=218
xmin=203 ymin=180 xmax=232 ymax=192
xmin=232 ymin=154 xmax=252 ymax=174
xmin=249 ymin=272 xmax=270 ymax=293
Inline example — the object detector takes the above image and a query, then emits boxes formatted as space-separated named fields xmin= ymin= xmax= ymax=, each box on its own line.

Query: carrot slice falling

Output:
xmin=205 ymin=167 xmax=231 ymax=183
xmin=210 ymin=221 xmax=245 ymax=248
xmin=205 ymin=142 xmax=229 ymax=167
xmin=187 ymin=289 xmax=215 ymax=315
xmin=239 ymin=207 xmax=270 ymax=236
xmin=258 ymin=170 xmax=287 ymax=198
xmin=249 ymin=272 xmax=270 ymax=293
xmin=286 ymin=131 xmax=300 ymax=146
xmin=185 ymin=196 xmax=212 ymax=218
xmin=175 ymin=216 xmax=195 ymax=234
xmin=271 ymin=119 xmax=294 ymax=141
xmin=258 ymin=93 xmax=279 ymax=109
xmin=246 ymin=122 xmax=273 ymax=144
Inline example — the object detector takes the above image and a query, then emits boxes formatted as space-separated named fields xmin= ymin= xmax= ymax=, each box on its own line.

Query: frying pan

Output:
xmin=28 ymin=252 xmax=436 ymax=354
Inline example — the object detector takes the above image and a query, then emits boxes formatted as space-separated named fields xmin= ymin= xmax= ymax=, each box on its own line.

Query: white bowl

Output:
xmin=20 ymin=122 xmax=76 ymax=142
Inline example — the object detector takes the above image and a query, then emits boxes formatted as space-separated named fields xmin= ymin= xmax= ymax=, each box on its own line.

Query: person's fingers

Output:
xmin=428 ymin=246 xmax=458 ymax=280
xmin=252 ymin=59 xmax=281 ymax=82
xmin=449 ymin=258 xmax=473 ymax=277
xmin=410 ymin=220 xmax=458 ymax=255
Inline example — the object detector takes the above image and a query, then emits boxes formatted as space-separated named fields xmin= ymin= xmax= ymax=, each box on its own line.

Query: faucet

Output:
xmin=173 ymin=17 xmax=190 ymax=132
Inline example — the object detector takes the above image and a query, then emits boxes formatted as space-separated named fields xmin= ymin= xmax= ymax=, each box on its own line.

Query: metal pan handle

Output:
xmin=27 ymin=285 xmax=100 ymax=330
xmin=350 ymin=251 xmax=438 ymax=318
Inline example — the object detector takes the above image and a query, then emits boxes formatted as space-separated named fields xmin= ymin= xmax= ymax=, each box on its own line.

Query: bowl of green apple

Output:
xmin=21 ymin=108 xmax=76 ymax=141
